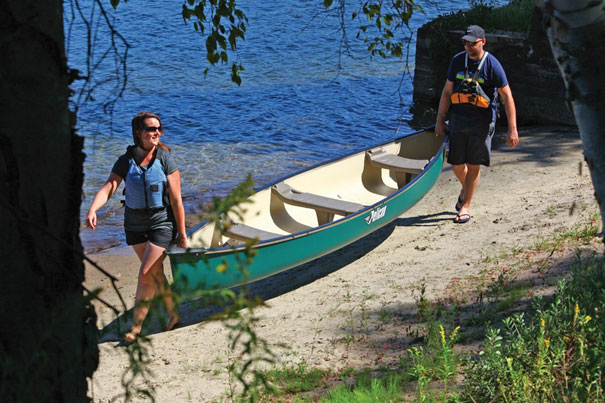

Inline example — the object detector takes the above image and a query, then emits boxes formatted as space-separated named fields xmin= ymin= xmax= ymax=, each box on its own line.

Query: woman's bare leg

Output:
xmin=152 ymin=262 xmax=180 ymax=330
xmin=125 ymin=242 xmax=168 ymax=341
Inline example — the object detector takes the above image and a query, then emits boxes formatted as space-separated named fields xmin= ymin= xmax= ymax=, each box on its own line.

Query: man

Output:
xmin=435 ymin=25 xmax=519 ymax=223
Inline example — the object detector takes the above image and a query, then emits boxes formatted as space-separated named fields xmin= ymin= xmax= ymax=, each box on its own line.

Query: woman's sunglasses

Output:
xmin=143 ymin=126 xmax=162 ymax=133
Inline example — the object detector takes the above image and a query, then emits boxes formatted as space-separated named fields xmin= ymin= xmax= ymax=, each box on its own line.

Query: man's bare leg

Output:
xmin=452 ymin=164 xmax=468 ymax=208
xmin=452 ymin=163 xmax=480 ymax=221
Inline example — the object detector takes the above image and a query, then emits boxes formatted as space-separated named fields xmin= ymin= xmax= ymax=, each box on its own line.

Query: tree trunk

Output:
xmin=536 ymin=0 xmax=605 ymax=234
xmin=0 ymin=0 xmax=98 ymax=401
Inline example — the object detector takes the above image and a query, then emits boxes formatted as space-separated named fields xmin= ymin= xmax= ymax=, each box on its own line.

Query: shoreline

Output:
xmin=85 ymin=124 xmax=603 ymax=402
xmin=79 ymin=127 xmax=516 ymax=255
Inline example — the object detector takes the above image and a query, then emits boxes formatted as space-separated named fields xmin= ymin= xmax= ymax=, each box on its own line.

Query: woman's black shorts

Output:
xmin=124 ymin=207 xmax=176 ymax=248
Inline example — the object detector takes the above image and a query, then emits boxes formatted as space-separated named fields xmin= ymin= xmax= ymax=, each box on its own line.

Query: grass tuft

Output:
xmin=321 ymin=370 xmax=404 ymax=403
xmin=265 ymin=359 xmax=331 ymax=397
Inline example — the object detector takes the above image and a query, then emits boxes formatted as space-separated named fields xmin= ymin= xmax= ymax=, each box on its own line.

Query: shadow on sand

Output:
xmin=99 ymin=209 xmax=455 ymax=344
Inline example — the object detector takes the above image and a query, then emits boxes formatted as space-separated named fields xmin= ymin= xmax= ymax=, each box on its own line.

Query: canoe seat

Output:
xmin=271 ymin=182 xmax=365 ymax=225
xmin=366 ymin=148 xmax=428 ymax=188
xmin=224 ymin=223 xmax=281 ymax=242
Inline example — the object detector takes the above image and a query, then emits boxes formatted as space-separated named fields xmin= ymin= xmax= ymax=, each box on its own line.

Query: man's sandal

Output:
xmin=454 ymin=213 xmax=471 ymax=224
xmin=455 ymin=194 xmax=464 ymax=212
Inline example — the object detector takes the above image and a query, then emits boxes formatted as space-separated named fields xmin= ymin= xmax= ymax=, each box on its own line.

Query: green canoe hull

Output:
xmin=168 ymin=130 xmax=446 ymax=293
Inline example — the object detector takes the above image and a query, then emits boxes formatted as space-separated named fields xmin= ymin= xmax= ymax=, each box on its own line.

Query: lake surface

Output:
xmin=67 ymin=0 xmax=507 ymax=251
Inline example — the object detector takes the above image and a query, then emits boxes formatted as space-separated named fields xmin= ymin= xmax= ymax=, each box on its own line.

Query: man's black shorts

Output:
xmin=447 ymin=114 xmax=495 ymax=166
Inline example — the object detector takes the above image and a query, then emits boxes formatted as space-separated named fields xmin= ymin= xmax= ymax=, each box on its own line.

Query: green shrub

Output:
xmin=443 ymin=0 xmax=535 ymax=34
xmin=462 ymin=253 xmax=605 ymax=402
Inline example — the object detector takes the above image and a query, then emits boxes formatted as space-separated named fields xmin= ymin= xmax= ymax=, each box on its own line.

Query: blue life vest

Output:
xmin=124 ymin=149 xmax=168 ymax=210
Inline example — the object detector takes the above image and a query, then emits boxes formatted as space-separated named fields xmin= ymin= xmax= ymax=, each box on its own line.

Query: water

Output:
xmin=67 ymin=0 xmax=505 ymax=252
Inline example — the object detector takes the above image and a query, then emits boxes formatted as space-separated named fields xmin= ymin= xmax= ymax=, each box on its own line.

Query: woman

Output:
xmin=86 ymin=111 xmax=188 ymax=342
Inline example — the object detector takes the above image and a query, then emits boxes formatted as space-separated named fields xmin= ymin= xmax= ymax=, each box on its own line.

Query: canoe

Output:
xmin=166 ymin=127 xmax=447 ymax=293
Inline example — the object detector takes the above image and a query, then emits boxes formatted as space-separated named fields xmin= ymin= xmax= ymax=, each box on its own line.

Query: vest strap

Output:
xmin=464 ymin=51 xmax=489 ymax=80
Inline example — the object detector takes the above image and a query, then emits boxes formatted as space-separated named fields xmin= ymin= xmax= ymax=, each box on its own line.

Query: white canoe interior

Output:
xmin=188 ymin=129 xmax=442 ymax=249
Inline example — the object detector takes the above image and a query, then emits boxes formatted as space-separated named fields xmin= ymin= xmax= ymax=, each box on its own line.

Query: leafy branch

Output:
xmin=95 ymin=174 xmax=276 ymax=401
xmin=66 ymin=0 xmax=129 ymax=123
xmin=325 ymin=0 xmax=423 ymax=59
xmin=181 ymin=0 xmax=249 ymax=85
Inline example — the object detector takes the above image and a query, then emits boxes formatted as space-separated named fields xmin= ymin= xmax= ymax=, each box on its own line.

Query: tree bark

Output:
xmin=0 ymin=0 xmax=98 ymax=401
xmin=536 ymin=0 xmax=605 ymax=234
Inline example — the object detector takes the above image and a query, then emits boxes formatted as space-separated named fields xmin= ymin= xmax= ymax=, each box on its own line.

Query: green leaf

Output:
xmin=217 ymin=35 xmax=227 ymax=50
xmin=206 ymin=35 xmax=217 ymax=52
xmin=324 ymin=0 xmax=333 ymax=8
xmin=207 ymin=51 xmax=220 ymax=65
xmin=181 ymin=4 xmax=190 ymax=20
xmin=110 ymin=0 xmax=120 ymax=9
xmin=193 ymin=4 xmax=206 ymax=22
xmin=232 ymin=73 xmax=242 ymax=86
xmin=231 ymin=63 xmax=242 ymax=85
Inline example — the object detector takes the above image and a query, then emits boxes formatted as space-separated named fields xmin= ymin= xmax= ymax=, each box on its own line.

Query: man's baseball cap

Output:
xmin=461 ymin=25 xmax=485 ymax=42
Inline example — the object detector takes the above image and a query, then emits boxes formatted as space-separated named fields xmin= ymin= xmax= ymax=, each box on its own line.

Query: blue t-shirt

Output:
xmin=447 ymin=51 xmax=508 ymax=122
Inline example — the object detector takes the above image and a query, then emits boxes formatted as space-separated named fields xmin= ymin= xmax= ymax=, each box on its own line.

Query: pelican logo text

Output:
xmin=365 ymin=205 xmax=387 ymax=224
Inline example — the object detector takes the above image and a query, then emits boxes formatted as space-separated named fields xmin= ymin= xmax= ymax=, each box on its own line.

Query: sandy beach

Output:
xmin=84 ymin=125 xmax=602 ymax=402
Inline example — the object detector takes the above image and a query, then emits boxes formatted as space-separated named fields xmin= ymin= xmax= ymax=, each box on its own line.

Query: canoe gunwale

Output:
xmin=166 ymin=126 xmax=446 ymax=257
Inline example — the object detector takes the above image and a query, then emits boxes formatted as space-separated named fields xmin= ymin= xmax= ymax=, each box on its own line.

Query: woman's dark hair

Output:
xmin=131 ymin=111 xmax=171 ymax=152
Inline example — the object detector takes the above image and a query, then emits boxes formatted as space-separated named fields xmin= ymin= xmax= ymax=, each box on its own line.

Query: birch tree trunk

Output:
xmin=536 ymin=0 xmax=605 ymax=235
xmin=0 ymin=0 xmax=98 ymax=401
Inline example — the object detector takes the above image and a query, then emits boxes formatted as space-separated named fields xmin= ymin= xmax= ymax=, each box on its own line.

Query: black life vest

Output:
xmin=451 ymin=52 xmax=491 ymax=109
